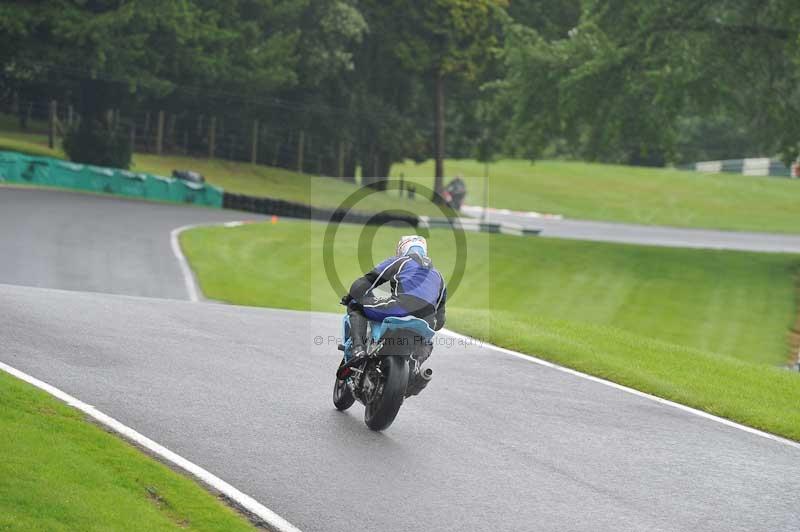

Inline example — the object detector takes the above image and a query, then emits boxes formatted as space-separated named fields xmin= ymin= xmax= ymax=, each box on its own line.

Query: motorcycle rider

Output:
xmin=340 ymin=235 xmax=447 ymax=371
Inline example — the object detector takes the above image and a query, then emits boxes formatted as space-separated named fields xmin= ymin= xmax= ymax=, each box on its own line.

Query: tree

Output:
xmin=498 ymin=0 xmax=800 ymax=165
xmin=389 ymin=0 xmax=507 ymax=198
xmin=0 ymin=0 xmax=301 ymax=165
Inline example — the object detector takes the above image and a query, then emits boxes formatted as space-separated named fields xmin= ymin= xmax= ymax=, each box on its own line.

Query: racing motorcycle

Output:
xmin=333 ymin=312 xmax=435 ymax=431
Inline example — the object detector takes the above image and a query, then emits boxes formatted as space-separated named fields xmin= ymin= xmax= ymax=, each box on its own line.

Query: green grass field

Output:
xmin=0 ymin=371 xmax=254 ymax=531
xmin=180 ymin=221 xmax=800 ymax=440
xmin=392 ymin=159 xmax=800 ymax=234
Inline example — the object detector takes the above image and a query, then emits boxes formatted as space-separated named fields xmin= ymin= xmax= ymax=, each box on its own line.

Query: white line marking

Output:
xmin=438 ymin=329 xmax=800 ymax=450
xmin=170 ymin=225 xmax=203 ymax=303
xmin=0 ymin=360 xmax=302 ymax=532
xmin=174 ymin=219 xmax=800 ymax=450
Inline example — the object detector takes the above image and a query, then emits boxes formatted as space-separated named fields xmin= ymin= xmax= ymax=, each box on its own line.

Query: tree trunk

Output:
xmin=337 ymin=141 xmax=345 ymax=179
xmin=251 ymin=119 xmax=259 ymax=164
xmin=48 ymin=100 xmax=57 ymax=149
xmin=156 ymin=110 xmax=165 ymax=155
xmin=297 ymin=130 xmax=305 ymax=173
xmin=433 ymin=69 xmax=446 ymax=201
xmin=208 ymin=117 xmax=216 ymax=158
xmin=344 ymin=148 xmax=356 ymax=183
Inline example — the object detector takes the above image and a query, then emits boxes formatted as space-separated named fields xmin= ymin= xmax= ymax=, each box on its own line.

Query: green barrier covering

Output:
xmin=53 ymin=161 xmax=85 ymax=189
xmin=0 ymin=151 xmax=21 ymax=182
xmin=145 ymin=174 xmax=174 ymax=201
xmin=0 ymin=150 xmax=225 ymax=209
xmin=85 ymin=166 xmax=115 ymax=194
xmin=178 ymin=180 xmax=206 ymax=204
xmin=19 ymin=156 xmax=52 ymax=185
xmin=117 ymin=170 xmax=147 ymax=197
xmin=204 ymin=184 xmax=224 ymax=208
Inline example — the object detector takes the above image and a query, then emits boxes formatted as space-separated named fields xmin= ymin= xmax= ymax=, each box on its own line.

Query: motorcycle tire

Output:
xmin=364 ymin=355 xmax=409 ymax=431
xmin=333 ymin=360 xmax=356 ymax=411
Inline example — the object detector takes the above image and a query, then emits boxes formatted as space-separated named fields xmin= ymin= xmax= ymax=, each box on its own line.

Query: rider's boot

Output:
xmin=348 ymin=307 xmax=368 ymax=356
xmin=337 ymin=308 xmax=368 ymax=380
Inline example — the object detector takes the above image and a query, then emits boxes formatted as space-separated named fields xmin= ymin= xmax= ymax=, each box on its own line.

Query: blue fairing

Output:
xmin=341 ymin=314 xmax=353 ymax=361
xmin=371 ymin=316 xmax=435 ymax=343
xmin=341 ymin=314 xmax=435 ymax=362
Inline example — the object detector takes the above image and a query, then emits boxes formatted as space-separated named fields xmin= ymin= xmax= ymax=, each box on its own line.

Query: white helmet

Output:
xmin=396 ymin=235 xmax=427 ymax=257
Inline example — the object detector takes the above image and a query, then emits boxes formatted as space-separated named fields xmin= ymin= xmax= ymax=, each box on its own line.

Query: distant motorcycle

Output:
xmin=333 ymin=312 xmax=435 ymax=431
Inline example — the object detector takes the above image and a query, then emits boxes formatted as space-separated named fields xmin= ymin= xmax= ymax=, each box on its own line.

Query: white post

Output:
xmin=481 ymin=161 xmax=489 ymax=222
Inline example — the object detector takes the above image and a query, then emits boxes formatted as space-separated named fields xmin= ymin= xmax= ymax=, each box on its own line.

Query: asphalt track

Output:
xmin=1 ymin=187 xmax=799 ymax=532
xmin=0 ymin=187 xmax=262 ymax=299
xmin=462 ymin=208 xmax=800 ymax=253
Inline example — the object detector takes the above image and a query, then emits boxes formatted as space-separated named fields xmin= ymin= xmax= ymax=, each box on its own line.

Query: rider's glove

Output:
xmin=340 ymin=294 xmax=353 ymax=306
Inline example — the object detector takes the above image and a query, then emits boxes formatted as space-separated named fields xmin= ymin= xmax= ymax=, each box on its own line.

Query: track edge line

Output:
xmin=0 ymin=360 xmax=302 ymax=532
xmin=170 ymin=224 xmax=203 ymax=303
xmin=439 ymin=329 xmax=800 ymax=450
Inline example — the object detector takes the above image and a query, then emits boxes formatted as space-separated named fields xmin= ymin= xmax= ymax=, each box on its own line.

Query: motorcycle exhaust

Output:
xmin=406 ymin=367 xmax=433 ymax=397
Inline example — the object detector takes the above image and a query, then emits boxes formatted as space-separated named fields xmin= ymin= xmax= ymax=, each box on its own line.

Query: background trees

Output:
xmin=1 ymin=0 xmax=799 ymax=175
xmin=499 ymin=0 xmax=800 ymax=166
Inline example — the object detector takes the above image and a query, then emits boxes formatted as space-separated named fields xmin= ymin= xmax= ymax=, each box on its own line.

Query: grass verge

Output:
xmin=6 ymin=126 xmax=799 ymax=231
xmin=0 ymin=129 xmax=441 ymax=217
xmin=0 ymin=371 xmax=255 ymax=531
xmin=392 ymin=158 xmax=800 ymax=234
xmin=180 ymin=220 xmax=800 ymax=440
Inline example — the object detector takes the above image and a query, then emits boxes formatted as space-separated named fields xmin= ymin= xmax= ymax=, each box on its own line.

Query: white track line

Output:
xmin=171 ymin=221 xmax=800 ymax=451
xmin=170 ymin=225 xmax=202 ymax=303
xmin=3 ymin=218 xmax=301 ymax=532
xmin=0 ymin=360 xmax=301 ymax=532
xmin=438 ymin=329 xmax=800 ymax=450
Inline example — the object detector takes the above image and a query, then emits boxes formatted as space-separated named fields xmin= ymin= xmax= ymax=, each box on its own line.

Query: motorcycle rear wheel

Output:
xmin=364 ymin=355 xmax=408 ymax=431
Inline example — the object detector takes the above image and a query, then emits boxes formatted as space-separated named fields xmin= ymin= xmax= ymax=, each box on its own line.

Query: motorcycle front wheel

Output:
xmin=364 ymin=355 xmax=409 ymax=431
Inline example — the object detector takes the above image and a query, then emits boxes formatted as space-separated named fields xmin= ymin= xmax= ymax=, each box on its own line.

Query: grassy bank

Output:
xmin=5 ymin=125 xmax=800 ymax=233
xmin=392 ymin=159 xmax=800 ymax=234
xmin=0 ymin=370 xmax=254 ymax=531
xmin=180 ymin=221 xmax=800 ymax=440
xmin=0 ymin=130 xmax=441 ymax=216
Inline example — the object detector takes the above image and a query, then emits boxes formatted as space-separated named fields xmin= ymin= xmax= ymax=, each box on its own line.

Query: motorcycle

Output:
xmin=333 ymin=313 xmax=436 ymax=431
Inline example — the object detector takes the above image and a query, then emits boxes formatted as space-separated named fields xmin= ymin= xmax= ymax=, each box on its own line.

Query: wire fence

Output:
xmin=0 ymin=95 xmax=364 ymax=179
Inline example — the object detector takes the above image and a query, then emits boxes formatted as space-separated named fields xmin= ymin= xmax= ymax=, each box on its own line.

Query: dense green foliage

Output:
xmin=499 ymin=1 xmax=800 ymax=165
xmin=180 ymin=221 xmax=800 ymax=439
xmin=0 ymin=371 xmax=255 ymax=530
xmin=63 ymin=120 xmax=132 ymax=168
xmin=2 ymin=1 xmax=799 ymax=178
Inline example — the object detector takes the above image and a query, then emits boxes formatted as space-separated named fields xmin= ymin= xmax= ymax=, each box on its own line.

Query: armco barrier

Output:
xmin=53 ymin=161 xmax=85 ymax=189
xmin=145 ymin=174 xmax=174 ymax=200
xmin=0 ymin=150 xmax=523 ymax=234
xmin=117 ymin=170 xmax=147 ymax=197
xmin=19 ymin=156 xmax=52 ymax=185
xmin=179 ymin=180 xmax=205 ymax=205
xmin=222 ymin=191 xmax=419 ymax=227
xmin=691 ymin=157 xmax=793 ymax=177
xmin=0 ymin=150 xmax=223 ymax=209
xmin=0 ymin=151 xmax=21 ymax=182
xmin=86 ymin=166 xmax=115 ymax=194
